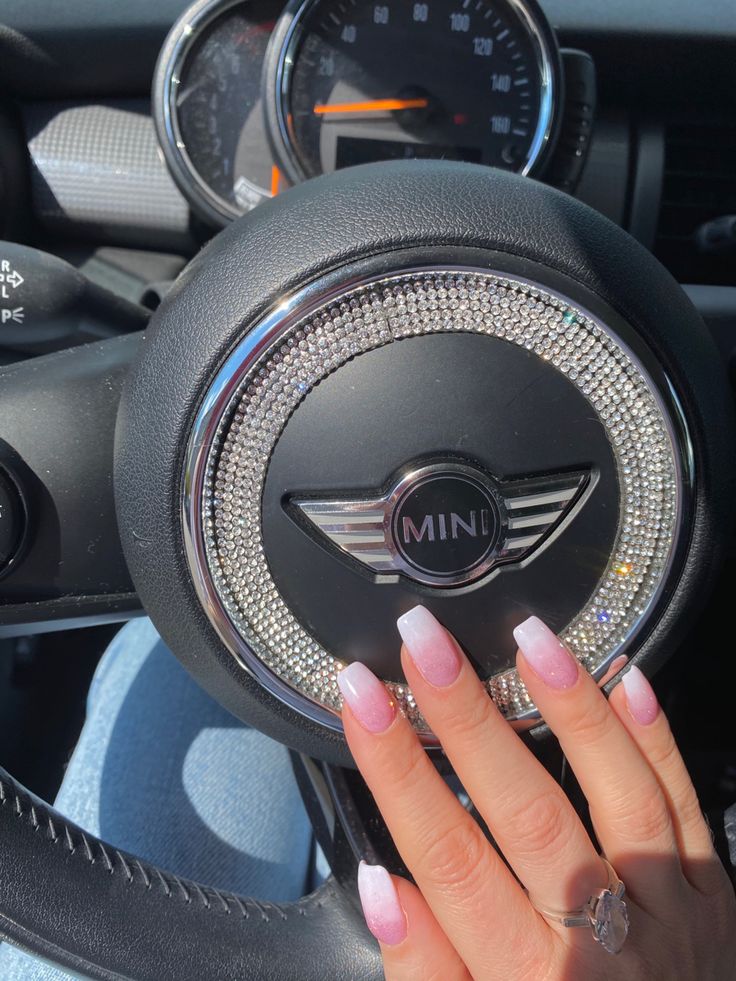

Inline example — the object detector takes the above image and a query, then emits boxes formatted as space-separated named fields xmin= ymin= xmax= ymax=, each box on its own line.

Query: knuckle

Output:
xmin=385 ymin=735 xmax=429 ymax=792
xmin=644 ymin=728 xmax=681 ymax=774
xmin=604 ymin=785 xmax=672 ymax=843
xmin=562 ymin=695 xmax=614 ymax=746
xmin=442 ymin=687 xmax=496 ymax=742
xmin=420 ymin=819 xmax=490 ymax=904
xmin=675 ymin=785 xmax=707 ymax=832
xmin=502 ymin=789 xmax=574 ymax=860
xmin=644 ymin=736 xmax=706 ymax=834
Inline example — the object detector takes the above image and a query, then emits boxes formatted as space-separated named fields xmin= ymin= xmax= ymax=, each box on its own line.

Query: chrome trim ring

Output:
xmin=270 ymin=0 xmax=560 ymax=183
xmin=183 ymin=263 xmax=690 ymax=737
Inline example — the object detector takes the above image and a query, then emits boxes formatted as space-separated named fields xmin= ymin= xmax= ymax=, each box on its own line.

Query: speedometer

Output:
xmin=266 ymin=0 xmax=561 ymax=182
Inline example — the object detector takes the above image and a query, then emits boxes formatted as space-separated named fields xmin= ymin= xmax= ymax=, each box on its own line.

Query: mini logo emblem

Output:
xmin=290 ymin=461 xmax=591 ymax=587
xmin=392 ymin=470 xmax=500 ymax=581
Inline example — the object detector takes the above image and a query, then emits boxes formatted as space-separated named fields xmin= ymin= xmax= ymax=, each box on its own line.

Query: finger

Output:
xmin=338 ymin=662 xmax=552 ymax=980
xmin=514 ymin=616 xmax=684 ymax=910
xmin=610 ymin=667 xmax=730 ymax=897
xmin=397 ymin=605 xmax=607 ymax=914
xmin=357 ymin=863 xmax=470 ymax=981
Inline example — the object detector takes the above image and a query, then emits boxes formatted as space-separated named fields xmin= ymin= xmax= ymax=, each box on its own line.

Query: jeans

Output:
xmin=0 ymin=619 xmax=314 ymax=980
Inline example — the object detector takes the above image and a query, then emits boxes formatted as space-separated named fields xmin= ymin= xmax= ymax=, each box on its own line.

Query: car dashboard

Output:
xmin=0 ymin=0 xmax=733 ymax=296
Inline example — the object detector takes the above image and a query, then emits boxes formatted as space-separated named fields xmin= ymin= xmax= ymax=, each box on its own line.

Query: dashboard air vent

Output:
xmin=654 ymin=122 xmax=736 ymax=286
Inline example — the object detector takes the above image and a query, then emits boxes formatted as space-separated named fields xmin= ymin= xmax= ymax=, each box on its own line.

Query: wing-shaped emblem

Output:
xmin=290 ymin=463 xmax=591 ymax=587
xmin=290 ymin=498 xmax=398 ymax=573
xmin=496 ymin=471 xmax=591 ymax=561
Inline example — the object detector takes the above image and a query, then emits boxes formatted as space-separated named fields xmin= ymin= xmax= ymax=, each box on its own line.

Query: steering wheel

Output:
xmin=0 ymin=161 xmax=733 ymax=980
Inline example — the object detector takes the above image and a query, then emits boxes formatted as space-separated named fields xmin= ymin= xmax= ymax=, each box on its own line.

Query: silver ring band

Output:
xmin=531 ymin=859 xmax=629 ymax=954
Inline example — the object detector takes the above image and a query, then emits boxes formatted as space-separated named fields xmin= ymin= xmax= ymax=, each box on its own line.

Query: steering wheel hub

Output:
xmin=183 ymin=262 xmax=687 ymax=734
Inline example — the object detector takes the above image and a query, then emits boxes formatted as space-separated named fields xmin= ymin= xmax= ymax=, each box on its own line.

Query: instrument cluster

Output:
xmin=154 ymin=0 xmax=562 ymax=226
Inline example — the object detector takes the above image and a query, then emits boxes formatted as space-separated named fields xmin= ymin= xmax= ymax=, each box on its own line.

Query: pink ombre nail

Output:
xmin=337 ymin=662 xmax=396 ymax=733
xmin=621 ymin=665 xmax=659 ymax=726
xmin=357 ymin=862 xmax=407 ymax=947
xmin=513 ymin=615 xmax=579 ymax=690
xmin=397 ymin=605 xmax=461 ymax=688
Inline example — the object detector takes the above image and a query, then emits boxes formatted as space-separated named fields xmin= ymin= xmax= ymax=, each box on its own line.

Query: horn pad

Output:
xmin=263 ymin=321 xmax=618 ymax=681
xmin=186 ymin=264 xmax=684 ymax=733
xmin=117 ymin=162 xmax=733 ymax=762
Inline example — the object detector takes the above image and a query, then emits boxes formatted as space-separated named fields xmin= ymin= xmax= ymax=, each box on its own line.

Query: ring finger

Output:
xmin=513 ymin=615 xmax=684 ymax=911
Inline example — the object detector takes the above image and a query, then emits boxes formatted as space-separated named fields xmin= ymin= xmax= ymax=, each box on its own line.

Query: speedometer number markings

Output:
xmin=274 ymin=0 xmax=557 ymax=180
xmin=450 ymin=13 xmax=471 ymax=31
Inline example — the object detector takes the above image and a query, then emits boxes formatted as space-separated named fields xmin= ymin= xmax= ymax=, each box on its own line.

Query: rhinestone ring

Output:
xmin=530 ymin=859 xmax=629 ymax=955
xmin=191 ymin=267 xmax=683 ymax=734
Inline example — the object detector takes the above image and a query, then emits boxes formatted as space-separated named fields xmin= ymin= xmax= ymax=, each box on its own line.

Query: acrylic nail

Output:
xmin=598 ymin=654 xmax=629 ymax=687
xmin=513 ymin=615 xmax=579 ymax=690
xmin=357 ymin=862 xmax=408 ymax=947
xmin=621 ymin=665 xmax=659 ymax=726
xmin=397 ymin=605 xmax=461 ymax=688
xmin=337 ymin=661 xmax=396 ymax=733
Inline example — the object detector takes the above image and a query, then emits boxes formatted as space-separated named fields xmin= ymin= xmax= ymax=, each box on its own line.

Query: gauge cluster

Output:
xmin=154 ymin=0 xmax=564 ymax=226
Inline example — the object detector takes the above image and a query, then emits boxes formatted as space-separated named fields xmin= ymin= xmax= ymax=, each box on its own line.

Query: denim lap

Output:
xmin=0 ymin=619 xmax=313 ymax=979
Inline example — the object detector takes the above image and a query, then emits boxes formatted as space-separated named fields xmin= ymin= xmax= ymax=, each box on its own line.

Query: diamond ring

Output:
xmin=530 ymin=858 xmax=629 ymax=955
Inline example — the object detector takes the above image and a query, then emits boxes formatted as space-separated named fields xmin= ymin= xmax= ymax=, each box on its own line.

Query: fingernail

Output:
xmin=397 ymin=605 xmax=461 ymax=688
xmin=337 ymin=662 xmax=397 ymax=733
xmin=598 ymin=654 xmax=629 ymax=687
xmin=357 ymin=861 xmax=407 ymax=946
xmin=513 ymin=616 xmax=579 ymax=690
xmin=621 ymin=665 xmax=659 ymax=726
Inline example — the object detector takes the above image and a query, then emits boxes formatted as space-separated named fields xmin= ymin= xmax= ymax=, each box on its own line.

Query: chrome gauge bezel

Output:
xmin=153 ymin=0 xmax=269 ymax=227
xmin=265 ymin=0 xmax=563 ymax=184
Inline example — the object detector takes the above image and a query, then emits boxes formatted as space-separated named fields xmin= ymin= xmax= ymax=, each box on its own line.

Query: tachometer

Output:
xmin=154 ymin=0 xmax=285 ymax=226
xmin=266 ymin=0 xmax=561 ymax=182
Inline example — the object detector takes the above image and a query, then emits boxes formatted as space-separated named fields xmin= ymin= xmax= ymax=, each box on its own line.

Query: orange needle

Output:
xmin=313 ymin=97 xmax=429 ymax=115
xmin=270 ymin=164 xmax=282 ymax=196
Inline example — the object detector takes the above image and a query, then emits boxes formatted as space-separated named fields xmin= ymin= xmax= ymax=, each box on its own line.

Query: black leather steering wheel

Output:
xmin=0 ymin=161 xmax=733 ymax=979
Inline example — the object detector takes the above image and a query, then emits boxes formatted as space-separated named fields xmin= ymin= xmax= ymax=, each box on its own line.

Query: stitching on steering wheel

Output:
xmin=0 ymin=773 xmax=332 ymax=923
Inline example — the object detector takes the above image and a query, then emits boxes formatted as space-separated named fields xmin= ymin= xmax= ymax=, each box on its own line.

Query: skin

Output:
xmin=339 ymin=609 xmax=736 ymax=980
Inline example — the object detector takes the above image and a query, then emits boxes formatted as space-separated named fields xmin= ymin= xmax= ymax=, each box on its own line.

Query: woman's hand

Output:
xmin=337 ymin=608 xmax=736 ymax=980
